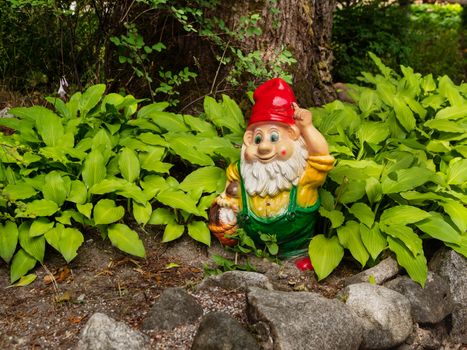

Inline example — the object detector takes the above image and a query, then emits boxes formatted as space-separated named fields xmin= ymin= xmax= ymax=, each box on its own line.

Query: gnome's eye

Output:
xmin=254 ymin=134 xmax=262 ymax=144
xmin=270 ymin=132 xmax=279 ymax=143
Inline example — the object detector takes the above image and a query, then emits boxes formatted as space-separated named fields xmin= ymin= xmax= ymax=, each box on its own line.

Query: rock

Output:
xmin=339 ymin=283 xmax=413 ymax=349
xmin=429 ymin=248 xmax=467 ymax=344
xmin=76 ymin=313 xmax=148 ymax=350
xmin=197 ymin=271 xmax=274 ymax=291
xmin=394 ymin=323 xmax=441 ymax=350
xmin=384 ymin=272 xmax=453 ymax=324
xmin=192 ymin=311 xmax=260 ymax=350
xmin=247 ymin=287 xmax=363 ymax=350
xmin=344 ymin=256 xmax=400 ymax=286
xmin=141 ymin=287 xmax=203 ymax=330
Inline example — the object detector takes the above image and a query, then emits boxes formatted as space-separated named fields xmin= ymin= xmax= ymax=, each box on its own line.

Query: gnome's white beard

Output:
xmin=240 ymin=139 xmax=308 ymax=197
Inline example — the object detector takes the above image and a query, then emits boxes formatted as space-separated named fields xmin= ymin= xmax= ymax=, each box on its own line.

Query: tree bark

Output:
xmin=215 ymin=0 xmax=337 ymax=106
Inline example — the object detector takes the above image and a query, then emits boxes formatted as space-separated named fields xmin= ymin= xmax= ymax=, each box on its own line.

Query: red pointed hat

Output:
xmin=248 ymin=78 xmax=296 ymax=127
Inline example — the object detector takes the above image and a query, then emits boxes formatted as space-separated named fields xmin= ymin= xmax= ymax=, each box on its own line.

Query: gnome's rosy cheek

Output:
xmin=277 ymin=143 xmax=294 ymax=161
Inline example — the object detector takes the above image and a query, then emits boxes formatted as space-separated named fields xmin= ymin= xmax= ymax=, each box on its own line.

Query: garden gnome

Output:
xmin=209 ymin=78 xmax=334 ymax=257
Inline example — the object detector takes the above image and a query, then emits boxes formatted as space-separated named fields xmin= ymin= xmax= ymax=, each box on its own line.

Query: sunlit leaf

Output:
xmin=319 ymin=207 xmax=345 ymax=228
xmin=308 ymin=234 xmax=344 ymax=281
xmin=10 ymin=249 xmax=37 ymax=283
xmin=157 ymin=190 xmax=204 ymax=217
xmin=349 ymin=203 xmax=375 ymax=228
xmin=380 ymin=224 xmax=423 ymax=256
xmin=337 ymin=221 xmax=369 ymax=267
xmin=118 ymin=147 xmax=140 ymax=183
xmin=415 ymin=213 xmax=461 ymax=245
xmin=162 ymin=222 xmax=185 ymax=243
xmin=58 ymin=228 xmax=84 ymax=263
xmin=42 ymin=171 xmax=69 ymax=206
xmin=360 ymin=224 xmax=387 ymax=260
xmin=108 ymin=224 xmax=146 ymax=258
xmin=93 ymin=199 xmax=125 ymax=225
xmin=148 ymin=208 xmax=175 ymax=225
xmin=179 ymin=166 xmax=226 ymax=193
xmin=380 ymin=205 xmax=430 ymax=226
xmin=3 ymin=183 xmax=37 ymax=201
xmin=441 ymin=200 xmax=467 ymax=233
xmin=187 ymin=221 xmax=211 ymax=246
xmin=18 ymin=222 xmax=45 ymax=263
xmin=133 ymin=201 xmax=152 ymax=226
xmin=29 ymin=218 xmax=54 ymax=237
xmin=0 ymin=221 xmax=18 ymax=263
xmin=82 ymin=150 xmax=107 ymax=189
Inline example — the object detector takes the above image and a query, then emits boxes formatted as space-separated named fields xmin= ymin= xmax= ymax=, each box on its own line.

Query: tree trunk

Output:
xmin=215 ymin=0 xmax=337 ymax=106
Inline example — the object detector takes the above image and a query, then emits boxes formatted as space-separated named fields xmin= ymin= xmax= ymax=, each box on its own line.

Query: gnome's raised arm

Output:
xmin=292 ymin=102 xmax=329 ymax=156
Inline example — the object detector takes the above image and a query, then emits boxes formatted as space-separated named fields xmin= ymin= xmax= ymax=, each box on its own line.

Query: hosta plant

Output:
xmin=310 ymin=53 xmax=467 ymax=286
xmin=0 ymin=85 xmax=244 ymax=283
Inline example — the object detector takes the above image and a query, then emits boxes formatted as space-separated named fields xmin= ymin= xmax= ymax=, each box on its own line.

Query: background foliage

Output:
xmin=332 ymin=1 xmax=465 ymax=84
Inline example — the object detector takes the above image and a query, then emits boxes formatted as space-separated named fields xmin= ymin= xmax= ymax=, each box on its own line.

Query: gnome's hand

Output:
xmin=292 ymin=102 xmax=313 ymax=129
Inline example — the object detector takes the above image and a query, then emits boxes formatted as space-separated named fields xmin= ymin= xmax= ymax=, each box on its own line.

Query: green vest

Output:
xmin=237 ymin=162 xmax=320 ymax=257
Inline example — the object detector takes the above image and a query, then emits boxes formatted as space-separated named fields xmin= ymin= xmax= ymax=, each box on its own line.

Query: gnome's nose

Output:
xmin=258 ymin=141 xmax=272 ymax=154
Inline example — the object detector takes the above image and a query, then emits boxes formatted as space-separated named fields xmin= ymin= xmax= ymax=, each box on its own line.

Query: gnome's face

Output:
xmin=243 ymin=122 xmax=300 ymax=163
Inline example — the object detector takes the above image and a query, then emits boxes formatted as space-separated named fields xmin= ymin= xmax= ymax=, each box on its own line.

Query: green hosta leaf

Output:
xmin=358 ymin=89 xmax=380 ymax=113
xmin=319 ymin=189 xmax=335 ymax=211
xmin=116 ymin=183 xmax=148 ymax=204
xmin=221 ymin=95 xmax=245 ymax=134
xmin=319 ymin=207 xmax=345 ymax=228
xmin=157 ymin=190 xmax=204 ymax=217
xmin=162 ymin=222 xmax=185 ymax=243
xmin=42 ymin=171 xmax=69 ymax=206
xmin=438 ymin=76 xmax=463 ymax=106
xmin=393 ymin=96 xmax=415 ymax=132
xmin=68 ymin=180 xmax=88 ymax=204
xmin=337 ymin=221 xmax=369 ymax=267
xmin=141 ymin=175 xmax=169 ymax=198
xmin=18 ymin=222 xmax=45 ymax=263
xmin=30 ymin=107 xmax=64 ymax=146
xmin=309 ymin=234 xmax=344 ymax=281
xmin=77 ymin=203 xmax=93 ymax=219
xmin=179 ymin=166 xmax=226 ymax=193
xmin=55 ymin=210 xmax=85 ymax=225
xmin=22 ymin=199 xmax=59 ymax=217
xmin=93 ymin=199 xmax=125 ymax=225
xmin=369 ymin=52 xmax=393 ymax=78
xmin=365 ymin=177 xmax=382 ymax=205
xmin=137 ymin=102 xmax=169 ymax=118
xmin=139 ymin=146 xmax=164 ymax=163
xmin=148 ymin=208 xmax=175 ymax=225
xmin=198 ymin=193 xmax=217 ymax=212
xmin=380 ymin=224 xmax=423 ymax=256
xmin=108 ymin=224 xmax=146 ymax=258
xmin=148 ymin=111 xmax=189 ymax=132
xmin=357 ymin=122 xmax=390 ymax=145
xmin=138 ymin=133 xmax=169 ymax=147
xmin=89 ymin=178 xmax=127 ymax=195
xmin=183 ymin=115 xmax=217 ymax=135
xmin=133 ymin=201 xmax=152 ymax=226
xmin=382 ymin=167 xmax=434 ymax=194
xmin=424 ymin=119 xmax=466 ymax=133
xmin=435 ymin=105 xmax=467 ymax=120
xmin=82 ymin=150 xmax=107 ymax=189
xmin=360 ymin=224 xmax=387 ymax=260
xmin=29 ymin=218 xmax=54 ymax=237
xmin=0 ymin=221 xmax=18 ymax=263
xmin=380 ymin=205 xmax=431 ymax=226
xmin=44 ymin=224 xmax=64 ymax=252
xmin=118 ymin=147 xmax=140 ymax=183
xmin=441 ymin=200 xmax=467 ymax=233
xmin=400 ymin=191 xmax=445 ymax=205
xmin=79 ymin=84 xmax=106 ymax=117
xmin=446 ymin=158 xmax=467 ymax=185
xmin=204 ymin=96 xmax=224 ymax=127
xmin=127 ymin=119 xmax=161 ymax=133
xmin=387 ymin=236 xmax=427 ymax=287
xmin=349 ymin=203 xmax=375 ymax=228
xmin=10 ymin=249 xmax=37 ymax=283
xmin=58 ymin=227 xmax=84 ymax=263
xmin=426 ymin=140 xmax=451 ymax=153
xmin=338 ymin=180 xmax=366 ymax=204
xmin=187 ymin=221 xmax=211 ymax=246
xmin=141 ymin=160 xmax=173 ymax=174
xmin=8 ymin=273 xmax=37 ymax=287
xmin=3 ymin=183 xmax=37 ymax=201
xmin=421 ymin=74 xmax=436 ymax=93
xmin=166 ymin=134 xmax=214 ymax=166
xmin=415 ymin=213 xmax=461 ymax=245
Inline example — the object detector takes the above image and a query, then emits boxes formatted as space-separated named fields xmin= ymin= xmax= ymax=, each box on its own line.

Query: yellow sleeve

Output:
xmin=226 ymin=161 xmax=241 ymax=182
xmin=297 ymin=155 xmax=334 ymax=206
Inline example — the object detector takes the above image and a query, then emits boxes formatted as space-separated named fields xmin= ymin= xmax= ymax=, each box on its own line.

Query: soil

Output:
xmin=0 ymin=226 xmax=359 ymax=350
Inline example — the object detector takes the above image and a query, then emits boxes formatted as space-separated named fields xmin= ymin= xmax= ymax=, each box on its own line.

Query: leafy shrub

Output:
xmin=333 ymin=2 xmax=464 ymax=84
xmin=0 ymin=85 xmax=245 ymax=283
xmin=310 ymin=54 xmax=467 ymax=286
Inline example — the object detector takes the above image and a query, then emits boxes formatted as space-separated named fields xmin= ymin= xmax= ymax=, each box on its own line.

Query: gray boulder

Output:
xmin=429 ymin=248 xmax=467 ymax=344
xmin=192 ymin=311 xmax=260 ymax=350
xmin=384 ymin=272 xmax=453 ymax=324
xmin=142 ymin=287 xmax=203 ymax=330
xmin=76 ymin=313 xmax=148 ymax=350
xmin=247 ymin=287 xmax=363 ymax=350
xmin=339 ymin=283 xmax=413 ymax=349
xmin=197 ymin=271 xmax=274 ymax=292
xmin=344 ymin=256 xmax=400 ymax=286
